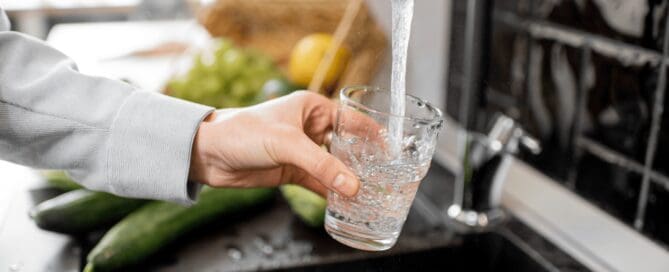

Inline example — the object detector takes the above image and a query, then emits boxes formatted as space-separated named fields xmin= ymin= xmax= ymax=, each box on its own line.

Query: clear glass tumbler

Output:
xmin=325 ymin=86 xmax=443 ymax=251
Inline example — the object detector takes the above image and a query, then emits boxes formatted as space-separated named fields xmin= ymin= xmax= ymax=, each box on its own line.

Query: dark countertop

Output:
xmin=0 ymin=162 xmax=588 ymax=271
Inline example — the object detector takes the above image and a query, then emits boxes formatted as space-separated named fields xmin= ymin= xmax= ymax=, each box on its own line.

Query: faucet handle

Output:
xmin=520 ymin=134 xmax=542 ymax=154
xmin=487 ymin=113 xmax=542 ymax=155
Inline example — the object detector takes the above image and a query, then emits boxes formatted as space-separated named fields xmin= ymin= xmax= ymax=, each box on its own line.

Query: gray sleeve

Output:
xmin=0 ymin=20 xmax=213 ymax=204
xmin=0 ymin=6 xmax=8 ymax=31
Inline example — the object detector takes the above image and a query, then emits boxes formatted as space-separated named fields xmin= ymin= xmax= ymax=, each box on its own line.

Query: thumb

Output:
xmin=275 ymin=132 xmax=360 ymax=197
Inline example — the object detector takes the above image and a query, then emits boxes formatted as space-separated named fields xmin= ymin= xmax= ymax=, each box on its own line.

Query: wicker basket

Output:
xmin=198 ymin=0 xmax=387 ymax=96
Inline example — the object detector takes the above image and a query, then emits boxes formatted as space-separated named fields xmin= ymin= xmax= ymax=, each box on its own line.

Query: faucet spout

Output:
xmin=446 ymin=113 xmax=541 ymax=233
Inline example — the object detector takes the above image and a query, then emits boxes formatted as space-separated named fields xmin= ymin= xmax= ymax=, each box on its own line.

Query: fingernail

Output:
xmin=333 ymin=174 xmax=356 ymax=196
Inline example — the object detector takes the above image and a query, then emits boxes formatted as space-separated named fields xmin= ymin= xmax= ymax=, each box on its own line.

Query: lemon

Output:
xmin=289 ymin=33 xmax=350 ymax=88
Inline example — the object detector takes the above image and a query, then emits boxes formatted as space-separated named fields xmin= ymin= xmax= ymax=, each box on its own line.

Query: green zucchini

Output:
xmin=84 ymin=187 xmax=275 ymax=272
xmin=280 ymin=184 xmax=327 ymax=227
xmin=41 ymin=170 xmax=82 ymax=191
xmin=29 ymin=189 xmax=148 ymax=234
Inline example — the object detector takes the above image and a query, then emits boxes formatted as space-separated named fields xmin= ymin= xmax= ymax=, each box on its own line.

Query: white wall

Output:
xmin=366 ymin=0 xmax=451 ymax=112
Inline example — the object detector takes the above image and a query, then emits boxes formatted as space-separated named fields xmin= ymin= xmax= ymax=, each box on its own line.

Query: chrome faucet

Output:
xmin=446 ymin=114 xmax=540 ymax=232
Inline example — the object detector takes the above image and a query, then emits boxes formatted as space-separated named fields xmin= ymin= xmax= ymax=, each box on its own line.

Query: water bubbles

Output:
xmin=367 ymin=216 xmax=400 ymax=233
xmin=225 ymin=245 xmax=243 ymax=261
xmin=402 ymin=135 xmax=418 ymax=156
xmin=403 ymin=135 xmax=416 ymax=144
xmin=329 ymin=125 xmax=432 ymax=241
xmin=327 ymin=161 xmax=425 ymax=237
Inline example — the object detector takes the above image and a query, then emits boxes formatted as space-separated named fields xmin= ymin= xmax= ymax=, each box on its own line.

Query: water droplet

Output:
xmin=260 ymin=244 xmax=274 ymax=256
xmin=226 ymin=245 xmax=243 ymax=261
xmin=254 ymin=235 xmax=274 ymax=256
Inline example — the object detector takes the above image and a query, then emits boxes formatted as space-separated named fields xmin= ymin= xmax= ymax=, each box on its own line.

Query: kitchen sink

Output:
xmin=275 ymin=231 xmax=558 ymax=272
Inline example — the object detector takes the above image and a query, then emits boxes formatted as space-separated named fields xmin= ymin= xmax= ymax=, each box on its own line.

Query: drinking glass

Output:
xmin=325 ymin=86 xmax=443 ymax=251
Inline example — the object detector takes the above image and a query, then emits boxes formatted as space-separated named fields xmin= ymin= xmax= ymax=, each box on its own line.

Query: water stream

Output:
xmin=389 ymin=0 xmax=415 ymax=157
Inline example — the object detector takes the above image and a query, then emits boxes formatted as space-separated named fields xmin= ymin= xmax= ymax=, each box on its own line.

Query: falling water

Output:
xmin=389 ymin=0 xmax=414 ymax=157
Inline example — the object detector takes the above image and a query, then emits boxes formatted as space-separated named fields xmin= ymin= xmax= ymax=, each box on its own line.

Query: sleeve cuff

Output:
xmin=106 ymin=91 xmax=213 ymax=205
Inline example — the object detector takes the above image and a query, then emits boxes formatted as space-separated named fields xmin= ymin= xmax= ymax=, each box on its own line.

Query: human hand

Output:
xmin=188 ymin=91 xmax=360 ymax=197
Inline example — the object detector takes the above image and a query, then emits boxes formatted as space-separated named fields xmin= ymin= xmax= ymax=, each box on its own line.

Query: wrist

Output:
xmin=188 ymin=111 xmax=216 ymax=184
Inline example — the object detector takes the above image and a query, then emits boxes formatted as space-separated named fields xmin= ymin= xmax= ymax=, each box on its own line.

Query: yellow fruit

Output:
xmin=289 ymin=33 xmax=350 ymax=88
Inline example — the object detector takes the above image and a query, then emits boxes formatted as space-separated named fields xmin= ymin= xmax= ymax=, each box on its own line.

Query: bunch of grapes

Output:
xmin=168 ymin=39 xmax=281 ymax=108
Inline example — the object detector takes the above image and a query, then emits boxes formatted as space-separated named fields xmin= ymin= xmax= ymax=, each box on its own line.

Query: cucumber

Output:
xmin=30 ymin=189 xmax=148 ymax=234
xmin=84 ymin=187 xmax=275 ymax=272
xmin=280 ymin=184 xmax=327 ymax=227
xmin=41 ymin=170 xmax=82 ymax=191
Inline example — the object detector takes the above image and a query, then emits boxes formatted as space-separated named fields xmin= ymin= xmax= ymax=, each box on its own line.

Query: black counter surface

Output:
xmin=0 ymin=163 xmax=588 ymax=271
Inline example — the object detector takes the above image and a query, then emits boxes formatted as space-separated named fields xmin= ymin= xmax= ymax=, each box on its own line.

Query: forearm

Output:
xmin=0 ymin=29 xmax=213 ymax=204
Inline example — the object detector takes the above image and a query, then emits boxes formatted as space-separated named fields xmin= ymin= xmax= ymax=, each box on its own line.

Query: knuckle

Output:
xmin=291 ymin=90 xmax=317 ymax=102
xmin=291 ymin=90 xmax=311 ymax=97
xmin=312 ymin=154 xmax=335 ymax=177
xmin=287 ymin=91 xmax=334 ymax=114
xmin=286 ymin=168 xmax=308 ymax=185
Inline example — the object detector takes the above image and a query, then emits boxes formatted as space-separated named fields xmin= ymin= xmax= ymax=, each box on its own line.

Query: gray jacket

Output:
xmin=0 ymin=8 xmax=213 ymax=204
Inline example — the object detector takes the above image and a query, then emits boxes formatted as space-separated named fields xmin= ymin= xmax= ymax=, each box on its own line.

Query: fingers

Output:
xmin=288 ymin=91 xmax=386 ymax=147
xmin=339 ymin=108 xmax=385 ymax=139
xmin=335 ymin=107 xmax=388 ymax=153
xmin=290 ymin=91 xmax=339 ymax=144
xmin=289 ymin=90 xmax=336 ymax=120
xmin=291 ymin=172 xmax=329 ymax=197
xmin=274 ymin=131 xmax=360 ymax=197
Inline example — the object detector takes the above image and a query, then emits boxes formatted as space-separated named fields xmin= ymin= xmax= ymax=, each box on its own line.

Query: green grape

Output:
xmin=229 ymin=81 xmax=246 ymax=98
xmin=167 ymin=38 xmax=283 ymax=108
xmin=223 ymin=49 xmax=246 ymax=68
xmin=214 ymin=39 xmax=233 ymax=57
